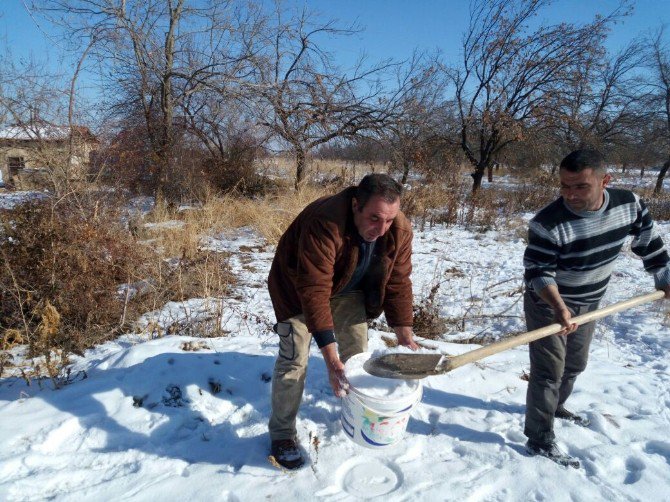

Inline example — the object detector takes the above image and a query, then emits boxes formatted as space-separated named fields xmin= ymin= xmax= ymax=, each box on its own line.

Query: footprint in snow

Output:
xmin=644 ymin=440 xmax=670 ymax=465
xmin=623 ymin=456 xmax=645 ymax=485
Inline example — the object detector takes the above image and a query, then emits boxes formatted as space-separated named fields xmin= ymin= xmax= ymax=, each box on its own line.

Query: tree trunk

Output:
xmin=640 ymin=165 xmax=646 ymax=178
xmin=295 ymin=148 xmax=307 ymax=189
xmin=156 ymin=0 xmax=183 ymax=202
xmin=471 ymin=168 xmax=485 ymax=193
xmin=401 ymin=161 xmax=410 ymax=185
xmin=621 ymin=162 xmax=627 ymax=173
xmin=654 ymin=159 xmax=670 ymax=194
xmin=487 ymin=163 xmax=493 ymax=182
xmin=155 ymin=151 xmax=170 ymax=200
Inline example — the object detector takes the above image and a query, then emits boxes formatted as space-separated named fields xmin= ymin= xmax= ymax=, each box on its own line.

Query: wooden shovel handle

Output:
xmin=441 ymin=290 xmax=665 ymax=373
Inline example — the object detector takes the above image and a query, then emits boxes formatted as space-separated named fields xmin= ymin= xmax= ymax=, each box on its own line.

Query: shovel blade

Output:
xmin=363 ymin=353 xmax=445 ymax=379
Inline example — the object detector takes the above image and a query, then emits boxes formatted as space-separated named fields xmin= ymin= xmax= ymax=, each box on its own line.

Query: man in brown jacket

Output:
xmin=268 ymin=173 xmax=418 ymax=469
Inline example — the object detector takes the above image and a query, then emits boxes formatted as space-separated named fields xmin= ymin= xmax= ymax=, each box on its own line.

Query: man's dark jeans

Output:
xmin=523 ymin=290 xmax=598 ymax=445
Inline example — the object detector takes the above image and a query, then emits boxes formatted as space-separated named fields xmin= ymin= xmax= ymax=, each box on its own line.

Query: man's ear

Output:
xmin=602 ymin=173 xmax=612 ymax=187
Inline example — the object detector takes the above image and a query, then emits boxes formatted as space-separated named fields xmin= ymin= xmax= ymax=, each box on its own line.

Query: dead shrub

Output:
xmin=401 ymin=177 xmax=466 ymax=230
xmin=496 ymin=171 xmax=557 ymax=214
xmin=412 ymin=283 xmax=447 ymax=340
xmin=136 ymin=185 xmax=336 ymax=256
xmin=165 ymin=251 xmax=235 ymax=301
xmin=459 ymin=170 xmax=556 ymax=230
xmin=0 ymin=198 xmax=158 ymax=379
xmin=637 ymin=189 xmax=670 ymax=222
xmin=461 ymin=188 xmax=499 ymax=230
xmin=202 ymin=134 xmax=272 ymax=198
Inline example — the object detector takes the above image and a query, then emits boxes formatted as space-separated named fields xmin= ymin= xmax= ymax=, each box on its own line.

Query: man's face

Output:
xmin=352 ymin=194 xmax=400 ymax=242
xmin=559 ymin=168 xmax=611 ymax=212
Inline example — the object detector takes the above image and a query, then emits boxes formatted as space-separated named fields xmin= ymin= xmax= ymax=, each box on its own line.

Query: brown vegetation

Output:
xmin=0 ymin=198 xmax=150 ymax=383
xmin=4 ymin=0 xmax=670 ymax=383
xmin=0 ymin=193 xmax=240 ymax=384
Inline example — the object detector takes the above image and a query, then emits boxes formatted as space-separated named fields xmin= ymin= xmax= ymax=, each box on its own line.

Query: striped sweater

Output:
xmin=524 ymin=188 xmax=670 ymax=306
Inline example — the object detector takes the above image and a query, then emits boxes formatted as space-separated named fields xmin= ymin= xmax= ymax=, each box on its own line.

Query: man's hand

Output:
xmin=537 ymin=285 xmax=577 ymax=335
xmin=394 ymin=326 xmax=419 ymax=350
xmin=554 ymin=306 xmax=578 ymax=335
xmin=320 ymin=343 xmax=349 ymax=397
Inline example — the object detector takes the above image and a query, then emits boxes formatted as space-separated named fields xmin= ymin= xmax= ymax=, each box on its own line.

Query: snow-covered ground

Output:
xmin=0 ymin=190 xmax=49 ymax=210
xmin=1 ymin=201 xmax=670 ymax=500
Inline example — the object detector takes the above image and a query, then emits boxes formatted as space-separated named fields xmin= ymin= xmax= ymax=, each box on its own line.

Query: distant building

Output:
xmin=0 ymin=122 xmax=99 ymax=188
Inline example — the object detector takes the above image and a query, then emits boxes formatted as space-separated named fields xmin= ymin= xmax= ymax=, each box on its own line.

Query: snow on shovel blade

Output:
xmin=363 ymin=353 xmax=445 ymax=379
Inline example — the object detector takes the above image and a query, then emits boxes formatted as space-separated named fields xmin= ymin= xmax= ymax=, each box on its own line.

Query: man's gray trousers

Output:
xmin=523 ymin=290 xmax=598 ymax=445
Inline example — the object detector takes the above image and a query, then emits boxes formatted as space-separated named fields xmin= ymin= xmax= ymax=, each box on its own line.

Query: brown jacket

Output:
xmin=268 ymin=186 xmax=414 ymax=334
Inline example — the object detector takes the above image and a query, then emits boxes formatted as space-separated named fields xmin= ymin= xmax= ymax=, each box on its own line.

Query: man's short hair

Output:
xmin=355 ymin=173 xmax=402 ymax=210
xmin=560 ymin=149 xmax=606 ymax=174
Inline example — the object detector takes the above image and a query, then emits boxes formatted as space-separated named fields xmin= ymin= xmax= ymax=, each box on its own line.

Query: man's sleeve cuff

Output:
xmin=530 ymin=276 xmax=557 ymax=293
xmin=312 ymin=329 xmax=336 ymax=348
xmin=654 ymin=267 xmax=670 ymax=289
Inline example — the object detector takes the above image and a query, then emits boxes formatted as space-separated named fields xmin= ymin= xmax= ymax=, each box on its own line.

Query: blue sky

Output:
xmin=1 ymin=0 xmax=670 ymax=95
xmin=302 ymin=0 xmax=670 ymax=67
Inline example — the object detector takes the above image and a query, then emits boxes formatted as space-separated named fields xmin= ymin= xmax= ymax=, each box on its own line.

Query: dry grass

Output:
xmin=250 ymin=185 xmax=340 ymax=245
xmin=0 ymin=197 xmax=162 ymax=384
xmin=412 ymin=283 xmax=448 ymax=340
xmin=140 ymin=185 xmax=339 ymax=254
xmin=633 ymin=188 xmax=670 ymax=222
xmin=262 ymin=155 xmax=388 ymax=184
xmin=311 ymin=158 xmax=388 ymax=182
xmin=402 ymin=178 xmax=467 ymax=230
xmin=11 ymin=157 xmax=659 ymax=382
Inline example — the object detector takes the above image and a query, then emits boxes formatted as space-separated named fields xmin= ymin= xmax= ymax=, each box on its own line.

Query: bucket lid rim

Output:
xmin=345 ymin=352 xmax=422 ymax=402
xmin=347 ymin=379 xmax=422 ymax=402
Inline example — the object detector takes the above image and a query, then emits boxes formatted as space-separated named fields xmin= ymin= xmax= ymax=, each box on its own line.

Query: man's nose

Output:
xmin=373 ymin=222 xmax=385 ymax=236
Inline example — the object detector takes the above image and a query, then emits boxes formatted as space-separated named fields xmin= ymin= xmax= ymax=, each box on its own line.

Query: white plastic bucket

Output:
xmin=340 ymin=353 xmax=422 ymax=448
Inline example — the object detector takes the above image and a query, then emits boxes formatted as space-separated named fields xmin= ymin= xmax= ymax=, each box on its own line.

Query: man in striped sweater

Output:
xmin=522 ymin=149 xmax=670 ymax=467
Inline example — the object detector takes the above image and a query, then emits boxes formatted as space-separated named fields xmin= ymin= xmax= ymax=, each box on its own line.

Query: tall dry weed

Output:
xmin=402 ymin=177 xmax=467 ymax=230
xmin=635 ymin=188 xmax=670 ymax=222
xmin=270 ymin=155 xmax=388 ymax=185
xmin=142 ymin=185 xmax=338 ymax=251
xmin=461 ymin=188 xmax=500 ymax=230
xmin=0 ymin=198 xmax=161 ymax=379
xmin=249 ymin=186 xmax=338 ymax=245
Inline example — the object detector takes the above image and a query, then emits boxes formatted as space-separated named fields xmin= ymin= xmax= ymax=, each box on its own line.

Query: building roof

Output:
xmin=0 ymin=124 xmax=98 ymax=143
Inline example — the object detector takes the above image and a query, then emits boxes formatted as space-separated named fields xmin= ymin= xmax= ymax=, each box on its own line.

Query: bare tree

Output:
xmin=250 ymin=5 xmax=405 ymax=189
xmin=447 ymin=0 xmax=625 ymax=192
xmin=645 ymin=28 xmax=670 ymax=193
xmin=34 ymin=0 xmax=257 ymax=200
xmin=381 ymin=57 xmax=455 ymax=184
xmin=182 ymin=90 xmax=264 ymax=192
xmin=543 ymin=40 xmax=645 ymax=160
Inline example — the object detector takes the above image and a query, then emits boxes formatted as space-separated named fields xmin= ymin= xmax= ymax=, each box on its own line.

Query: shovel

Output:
xmin=364 ymin=290 xmax=665 ymax=379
